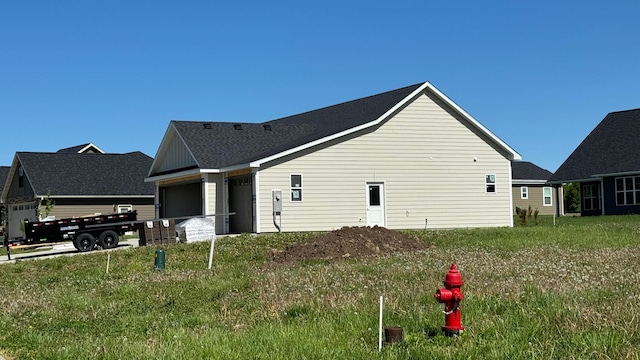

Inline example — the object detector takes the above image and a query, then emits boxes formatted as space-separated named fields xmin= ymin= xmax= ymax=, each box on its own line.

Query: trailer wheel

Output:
xmin=74 ymin=233 xmax=96 ymax=252
xmin=99 ymin=230 xmax=119 ymax=249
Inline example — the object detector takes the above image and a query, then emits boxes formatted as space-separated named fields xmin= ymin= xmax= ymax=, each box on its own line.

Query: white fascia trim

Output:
xmin=426 ymin=84 xmax=522 ymax=161
xmin=145 ymin=168 xmax=205 ymax=183
xmin=512 ymin=180 xmax=548 ymax=185
xmin=249 ymin=82 xmax=521 ymax=167
xmin=80 ymin=143 xmax=105 ymax=154
xmin=147 ymin=122 xmax=202 ymax=177
xmin=249 ymin=83 xmax=428 ymax=167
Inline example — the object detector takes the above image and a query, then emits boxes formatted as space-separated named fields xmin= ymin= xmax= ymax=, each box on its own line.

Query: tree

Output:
xmin=563 ymin=183 xmax=580 ymax=213
xmin=36 ymin=191 xmax=55 ymax=220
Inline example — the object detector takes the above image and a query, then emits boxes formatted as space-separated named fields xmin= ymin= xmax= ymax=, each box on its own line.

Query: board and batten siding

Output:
xmin=154 ymin=130 xmax=197 ymax=173
xmin=256 ymin=91 xmax=513 ymax=232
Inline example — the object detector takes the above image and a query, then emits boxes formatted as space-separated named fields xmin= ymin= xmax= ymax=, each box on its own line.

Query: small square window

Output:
xmin=486 ymin=174 xmax=496 ymax=193
xmin=290 ymin=174 xmax=302 ymax=202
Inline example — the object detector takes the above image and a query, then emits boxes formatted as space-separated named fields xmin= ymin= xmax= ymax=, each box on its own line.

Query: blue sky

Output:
xmin=2 ymin=1 xmax=639 ymax=172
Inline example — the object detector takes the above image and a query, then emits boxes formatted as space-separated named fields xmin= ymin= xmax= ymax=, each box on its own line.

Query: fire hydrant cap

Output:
xmin=443 ymin=263 xmax=464 ymax=288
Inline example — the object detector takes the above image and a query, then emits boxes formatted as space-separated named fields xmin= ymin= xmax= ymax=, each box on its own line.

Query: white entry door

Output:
xmin=366 ymin=182 xmax=385 ymax=227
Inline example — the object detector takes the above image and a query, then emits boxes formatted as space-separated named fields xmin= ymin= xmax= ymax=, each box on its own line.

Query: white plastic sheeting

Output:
xmin=176 ymin=217 xmax=216 ymax=243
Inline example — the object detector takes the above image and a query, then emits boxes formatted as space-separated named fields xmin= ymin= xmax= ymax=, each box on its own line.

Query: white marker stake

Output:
xmin=106 ymin=253 xmax=111 ymax=274
xmin=379 ymin=295 xmax=383 ymax=352
xmin=208 ymin=236 xmax=216 ymax=269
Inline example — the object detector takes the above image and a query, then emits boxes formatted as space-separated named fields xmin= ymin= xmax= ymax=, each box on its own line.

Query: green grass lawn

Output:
xmin=1 ymin=215 xmax=639 ymax=359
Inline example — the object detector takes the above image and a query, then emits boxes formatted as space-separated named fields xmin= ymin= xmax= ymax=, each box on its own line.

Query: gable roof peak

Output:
xmin=56 ymin=143 xmax=105 ymax=154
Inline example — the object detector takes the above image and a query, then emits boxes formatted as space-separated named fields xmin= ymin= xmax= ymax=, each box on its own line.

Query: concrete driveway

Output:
xmin=0 ymin=238 xmax=140 ymax=264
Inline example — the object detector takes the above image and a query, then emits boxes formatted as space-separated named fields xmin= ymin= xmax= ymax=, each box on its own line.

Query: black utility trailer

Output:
xmin=5 ymin=211 xmax=139 ymax=259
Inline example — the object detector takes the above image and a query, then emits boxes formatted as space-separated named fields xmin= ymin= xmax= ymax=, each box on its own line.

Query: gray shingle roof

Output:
xmin=512 ymin=161 xmax=553 ymax=181
xmin=56 ymin=143 xmax=104 ymax=154
xmin=172 ymin=83 xmax=424 ymax=169
xmin=17 ymin=152 xmax=154 ymax=196
xmin=548 ymin=108 xmax=640 ymax=183
xmin=0 ymin=166 xmax=10 ymax=198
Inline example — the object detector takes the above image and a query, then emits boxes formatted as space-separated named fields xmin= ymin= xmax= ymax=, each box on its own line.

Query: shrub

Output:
xmin=519 ymin=208 xmax=527 ymax=225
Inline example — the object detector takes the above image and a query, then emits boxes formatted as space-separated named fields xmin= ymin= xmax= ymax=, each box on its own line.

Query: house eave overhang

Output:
xmin=249 ymin=82 xmax=522 ymax=168
xmin=220 ymin=164 xmax=255 ymax=173
xmin=547 ymin=177 xmax=603 ymax=185
xmin=146 ymin=168 xmax=209 ymax=183
xmin=591 ymin=170 xmax=640 ymax=178
xmin=512 ymin=179 xmax=548 ymax=185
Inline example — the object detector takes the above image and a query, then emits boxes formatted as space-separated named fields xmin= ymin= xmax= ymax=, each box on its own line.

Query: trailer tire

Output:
xmin=74 ymin=233 xmax=96 ymax=252
xmin=99 ymin=230 xmax=119 ymax=249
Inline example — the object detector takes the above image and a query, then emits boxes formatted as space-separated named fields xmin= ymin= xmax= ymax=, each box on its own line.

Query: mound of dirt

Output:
xmin=271 ymin=226 xmax=431 ymax=264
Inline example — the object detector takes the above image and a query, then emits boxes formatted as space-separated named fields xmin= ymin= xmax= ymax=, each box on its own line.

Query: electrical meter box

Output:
xmin=272 ymin=190 xmax=282 ymax=213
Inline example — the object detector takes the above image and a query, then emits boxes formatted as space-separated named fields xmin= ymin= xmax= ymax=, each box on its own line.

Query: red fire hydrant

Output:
xmin=434 ymin=263 xmax=464 ymax=336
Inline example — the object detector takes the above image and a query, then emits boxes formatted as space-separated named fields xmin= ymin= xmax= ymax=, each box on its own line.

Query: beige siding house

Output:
xmin=511 ymin=161 xmax=562 ymax=216
xmin=146 ymin=82 xmax=521 ymax=234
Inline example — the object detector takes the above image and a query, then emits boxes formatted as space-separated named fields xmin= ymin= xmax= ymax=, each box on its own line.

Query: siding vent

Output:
xmin=263 ymin=124 xmax=272 ymax=131
xmin=203 ymin=123 xmax=212 ymax=129
xmin=233 ymin=124 xmax=243 ymax=130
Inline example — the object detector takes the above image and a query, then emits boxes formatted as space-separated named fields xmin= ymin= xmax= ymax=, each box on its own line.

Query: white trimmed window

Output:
xmin=616 ymin=176 xmax=640 ymax=205
xmin=485 ymin=174 xmax=496 ymax=193
xmin=520 ymin=186 xmax=528 ymax=199
xmin=543 ymin=187 xmax=552 ymax=206
xmin=290 ymin=174 xmax=302 ymax=202
xmin=584 ymin=185 xmax=598 ymax=210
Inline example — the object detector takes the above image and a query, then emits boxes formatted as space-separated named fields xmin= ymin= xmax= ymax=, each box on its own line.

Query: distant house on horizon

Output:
xmin=0 ymin=143 xmax=155 ymax=240
xmin=511 ymin=161 xmax=563 ymax=216
xmin=145 ymin=81 xmax=522 ymax=235
xmin=548 ymin=108 xmax=640 ymax=216
xmin=0 ymin=166 xmax=10 ymax=231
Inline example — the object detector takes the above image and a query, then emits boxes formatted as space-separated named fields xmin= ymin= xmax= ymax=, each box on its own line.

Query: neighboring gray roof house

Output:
xmin=548 ymin=108 xmax=640 ymax=216
xmin=512 ymin=161 xmax=553 ymax=184
xmin=12 ymin=152 xmax=153 ymax=197
xmin=148 ymin=81 xmax=521 ymax=234
xmin=56 ymin=143 xmax=105 ymax=154
xmin=511 ymin=161 xmax=561 ymax=216
xmin=0 ymin=166 xmax=10 ymax=229
xmin=0 ymin=166 xmax=9 ymax=197
xmin=1 ymin=145 xmax=155 ymax=239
